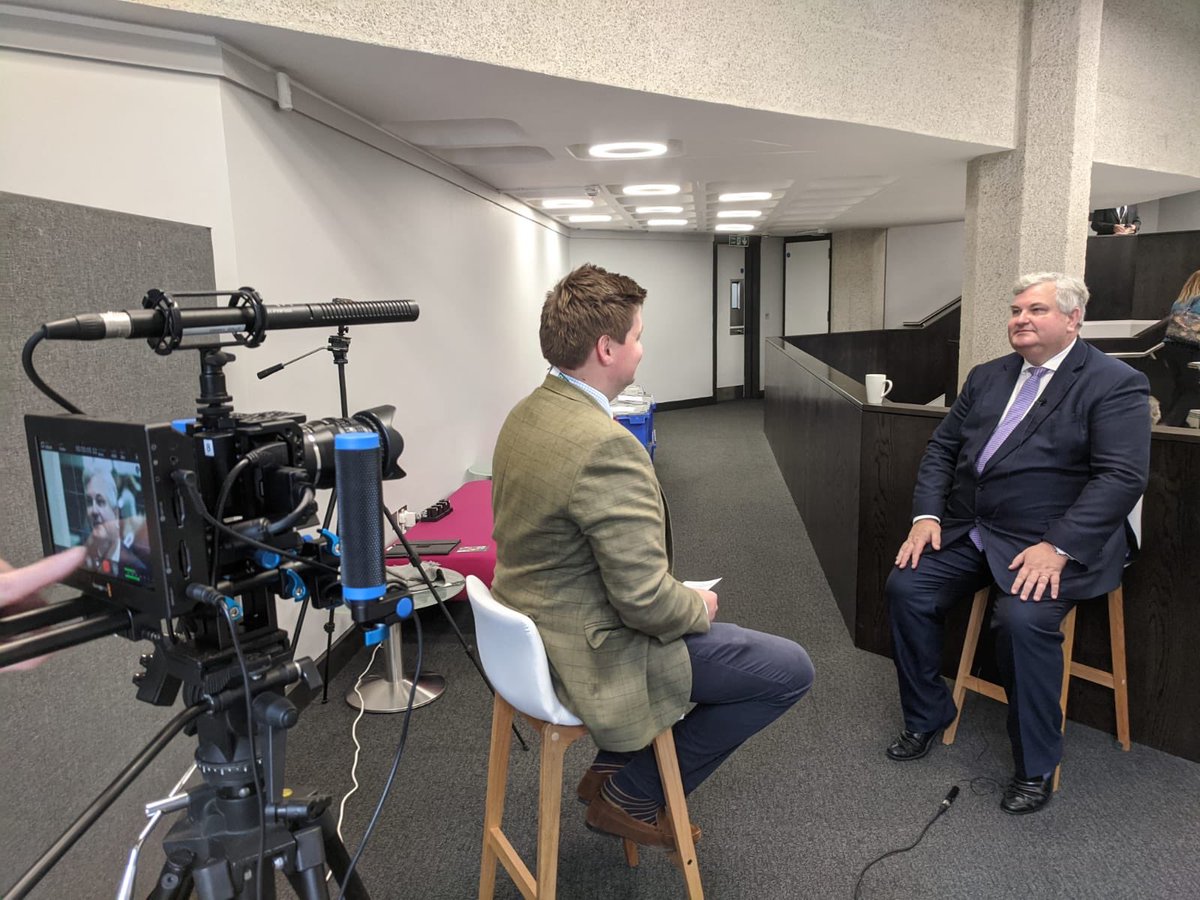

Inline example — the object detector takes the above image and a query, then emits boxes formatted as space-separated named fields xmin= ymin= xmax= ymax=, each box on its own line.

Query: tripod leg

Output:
xmin=284 ymin=822 xmax=331 ymax=900
xmin=146 ymin=850 xmax=196 ymax=900
xmin=317 ymin=810 xmax=371 ymax=900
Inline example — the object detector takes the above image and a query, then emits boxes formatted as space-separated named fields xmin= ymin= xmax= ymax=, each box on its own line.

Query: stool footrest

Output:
xmin=1070 ymin=661 xmax=1116 ymax=689
xmin=486 ymin=827 xmax=536 ymax=900
xmin=960 ymin=675 xmax=1007 ymax=704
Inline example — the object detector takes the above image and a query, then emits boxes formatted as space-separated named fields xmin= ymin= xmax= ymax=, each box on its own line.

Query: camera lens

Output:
xmin=300 ymin=404 xmax=404 ymax=489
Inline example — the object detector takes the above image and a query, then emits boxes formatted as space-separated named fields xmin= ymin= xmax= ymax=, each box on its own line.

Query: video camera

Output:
xmin=5 ymin=287 xmax=423 ymax=898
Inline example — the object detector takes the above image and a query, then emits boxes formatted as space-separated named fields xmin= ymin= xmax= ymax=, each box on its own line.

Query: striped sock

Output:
xmin=601 ymin=779 xmax=658 ymax=824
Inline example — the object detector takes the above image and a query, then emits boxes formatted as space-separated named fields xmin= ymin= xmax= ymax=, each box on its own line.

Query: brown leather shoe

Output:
xmin=576 ymin=768 xmax=608 ymax=805
xmin=658 ymin=807 xmax=702 ymax=844
xmin=585 ymin=794 xmax=676 ymax=848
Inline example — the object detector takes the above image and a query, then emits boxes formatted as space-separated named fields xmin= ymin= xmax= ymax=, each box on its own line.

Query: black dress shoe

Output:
xmin=1000 ymin=775 xmax=1052 ymax=815
xmin=886 ymin=728 xmax=943 ymax=761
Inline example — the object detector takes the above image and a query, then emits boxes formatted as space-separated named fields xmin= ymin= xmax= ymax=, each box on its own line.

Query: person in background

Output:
xmin=1157 ymin=269 xmax=1200 ymax=427
xmin=491 ymin=263 xmax=814 ymax=849
xmin=0 ymin=546 xmax=87 ymax=670
xmin=1090 ymin=205 xmax=1140 ymax=235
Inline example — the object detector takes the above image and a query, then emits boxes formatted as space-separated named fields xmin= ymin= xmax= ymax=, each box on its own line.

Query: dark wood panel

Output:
xmin=1084 ymin=234 xmax=1138 ymax=320
xmin=786 ymin=309 xmax=958 ymax=405
xmin=1132 ymin=231 xmax=1200 ymax=320
xmin=765 ymin=341 xmax=862 ymax=634
xmin=855 ymin=410 xmax=941 ymax=653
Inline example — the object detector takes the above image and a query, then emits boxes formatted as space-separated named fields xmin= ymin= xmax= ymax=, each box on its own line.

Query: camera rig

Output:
xmin=3 ymin=288 xmax=425 ymax=900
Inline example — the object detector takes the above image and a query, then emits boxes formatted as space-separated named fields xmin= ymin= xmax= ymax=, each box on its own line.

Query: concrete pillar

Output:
xmin=960 ymin=0 xmax=1103 ymax=379
xmin=830 ymin=228 xmax=886 ymax=332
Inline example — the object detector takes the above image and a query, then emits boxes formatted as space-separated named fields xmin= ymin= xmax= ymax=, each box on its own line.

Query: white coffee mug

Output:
xmin=864 ymin=373 xmax=893 ymax=405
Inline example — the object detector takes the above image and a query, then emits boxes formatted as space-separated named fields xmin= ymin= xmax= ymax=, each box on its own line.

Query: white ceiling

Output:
xmin=18 ymin=0 xmax=1200 ymax=236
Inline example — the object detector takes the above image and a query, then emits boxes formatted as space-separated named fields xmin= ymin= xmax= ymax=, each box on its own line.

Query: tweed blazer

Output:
xmin=491 ymin=376 xmax=710 ymax=752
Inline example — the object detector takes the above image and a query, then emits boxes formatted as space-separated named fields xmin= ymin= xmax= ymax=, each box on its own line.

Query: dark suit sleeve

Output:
xmin=911 ymin=365 xmax=980 ymax=519
xmin=1090 ymin=209 xmax=1117 ymax=235
xmin=571 ymin=432 xmax=710 ymax=642
xmin=1042 ymin=368 xmax=1151 ymax=567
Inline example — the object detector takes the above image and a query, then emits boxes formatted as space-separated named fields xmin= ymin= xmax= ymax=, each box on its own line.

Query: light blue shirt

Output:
xmin=549 ymin=366 xmax=611 ymax=417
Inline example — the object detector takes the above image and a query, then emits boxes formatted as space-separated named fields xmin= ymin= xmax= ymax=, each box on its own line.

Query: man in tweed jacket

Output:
xmin=492 ymin=264 xmax=813 ymax=849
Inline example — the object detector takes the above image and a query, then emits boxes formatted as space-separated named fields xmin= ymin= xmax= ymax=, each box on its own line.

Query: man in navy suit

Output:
xmin=885 ymin=272 xmax=1150 ymax=814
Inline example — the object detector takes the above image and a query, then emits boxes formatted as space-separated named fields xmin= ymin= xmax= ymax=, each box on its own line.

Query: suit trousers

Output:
xmin=597 ymin=622 xmax=813 ymax=807
xmin=886 ymin=536 xmax=1077 ymax=778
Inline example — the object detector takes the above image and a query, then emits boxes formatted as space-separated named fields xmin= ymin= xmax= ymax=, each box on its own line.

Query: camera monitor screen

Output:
xmin=35 ymin=444 xmax=154 ymax=589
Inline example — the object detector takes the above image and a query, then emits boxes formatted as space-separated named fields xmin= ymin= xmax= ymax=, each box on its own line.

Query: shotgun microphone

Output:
xmin=41 ymin=298 xmax=419 ymax=341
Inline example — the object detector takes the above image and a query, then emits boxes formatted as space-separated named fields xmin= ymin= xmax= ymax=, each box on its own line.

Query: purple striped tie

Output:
xmin=968 ymin=366 xmax=1049 ymax=551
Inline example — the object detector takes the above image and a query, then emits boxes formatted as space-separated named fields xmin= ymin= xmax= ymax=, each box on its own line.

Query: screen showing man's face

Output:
xmin=38 ymin=447 xmax=152 ymax=585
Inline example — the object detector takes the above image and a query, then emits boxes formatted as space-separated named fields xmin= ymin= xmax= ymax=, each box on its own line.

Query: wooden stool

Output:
xmin=466 ymin=575 xmax=702 ymax=900
xmin=943 ymin=585 xmax=1131 ymax=790
xmin=479 ymin=694 xmax=702 ymax=900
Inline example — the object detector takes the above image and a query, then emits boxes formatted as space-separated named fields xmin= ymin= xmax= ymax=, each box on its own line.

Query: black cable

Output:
xmin=210 ymin=457 xmax=252 ymax=577
xmin=852 ymin=786 xmax=959 ymax=900
xmin=175 ymin=471 xmax=340 ymax=576
xmin=215 ymin=601 xmax=268 ymax=900
xmin=336 ymin=610 xmax=423 ymax=899
xmin=3 ymin=704 xmax=204 ymax=899
xmin=21 ymin=328 xmax=84 ymax=415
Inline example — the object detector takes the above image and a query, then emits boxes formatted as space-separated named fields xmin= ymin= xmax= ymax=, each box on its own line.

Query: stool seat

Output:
xmin=467 ymin=575 xmax=703 ymax=899
xmin=943 ymin=585 xmax=1131 ymax=791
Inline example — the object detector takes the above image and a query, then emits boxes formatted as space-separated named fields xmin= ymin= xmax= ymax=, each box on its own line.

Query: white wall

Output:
xmin=1158 ymin=190 xmax=1200 ymax=232
xmin=568 ymin=235 xmax=712 ymax=402
xmin=883 ymin=221 xmax=965 ymax=327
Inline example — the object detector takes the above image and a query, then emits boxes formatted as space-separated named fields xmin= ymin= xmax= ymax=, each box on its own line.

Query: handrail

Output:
xmin=1109 ymin=342 xmax=1164 ymax=359
xmin=902 ymin=296 xmax=961 ymax=329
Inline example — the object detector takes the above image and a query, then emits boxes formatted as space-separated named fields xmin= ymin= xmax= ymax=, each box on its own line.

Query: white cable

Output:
xmin=337 ymin=643 xmax=381 ymax=842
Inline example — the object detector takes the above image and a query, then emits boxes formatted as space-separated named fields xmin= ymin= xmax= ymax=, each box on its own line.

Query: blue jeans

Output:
xmin=598 ymin=622 xmax=814 ymax=806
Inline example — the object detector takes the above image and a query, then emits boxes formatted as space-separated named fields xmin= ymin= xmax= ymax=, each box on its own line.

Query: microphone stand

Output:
xmin=257 ymin=325 xmax=351 ymax=704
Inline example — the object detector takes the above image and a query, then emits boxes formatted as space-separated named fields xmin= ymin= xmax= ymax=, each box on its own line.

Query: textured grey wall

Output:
xmin=0 ymin=192 xmax=215 ymax=897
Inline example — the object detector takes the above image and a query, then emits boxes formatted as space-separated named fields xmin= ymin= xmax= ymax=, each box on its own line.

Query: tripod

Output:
xmin=148 ymin=680 xmax=367 ymax=900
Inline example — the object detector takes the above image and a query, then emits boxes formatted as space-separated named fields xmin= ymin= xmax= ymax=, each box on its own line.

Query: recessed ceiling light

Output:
xmin=568 ymin=214 xmax=613 ymax=223
xmin=718 ymin=191 xmax=772 ymax=202
xmin=623 ymin=184 xmax=680 ymax=196
xmin=636 ymin=206 xmax=684 ymax=214
xmin=717 ymin=210 xmax=762 ymax=219
xmin=542 ymin=198 xmax=594 ymax=209
xmin=715 ymin=223 xmax=753 ymax=232
xmin=588 ymin=141 xmax=669 ymax=159
xmin=648 ymin=219 xmax=689 ymax=227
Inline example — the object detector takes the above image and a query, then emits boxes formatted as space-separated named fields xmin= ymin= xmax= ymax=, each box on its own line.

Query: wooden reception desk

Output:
xmin=765 ymin=337 xmax=1200 ymax=763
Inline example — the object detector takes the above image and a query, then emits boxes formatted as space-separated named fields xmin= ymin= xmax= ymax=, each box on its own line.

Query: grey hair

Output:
xmin=82 ymin=465 xmax=118 ymax=503
xmin=1013 ymin=272 xmax=1088 ymax=323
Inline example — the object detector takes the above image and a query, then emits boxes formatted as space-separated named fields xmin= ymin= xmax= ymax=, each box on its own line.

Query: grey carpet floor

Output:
xmin=284 ymin=399 xmax=1200 ymax=899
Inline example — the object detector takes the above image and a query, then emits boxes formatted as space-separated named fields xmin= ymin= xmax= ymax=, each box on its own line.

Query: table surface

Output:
xmin=387 ymin=479 xmax=495 ymax=593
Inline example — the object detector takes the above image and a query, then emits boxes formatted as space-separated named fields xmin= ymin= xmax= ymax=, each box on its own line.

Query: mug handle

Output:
xmin=882 ymin=379 xmax=894 ymax=398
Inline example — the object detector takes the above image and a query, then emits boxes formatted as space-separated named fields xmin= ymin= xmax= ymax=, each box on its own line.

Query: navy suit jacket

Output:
xmin=912 ymin=340 xmax=1150 ymax=598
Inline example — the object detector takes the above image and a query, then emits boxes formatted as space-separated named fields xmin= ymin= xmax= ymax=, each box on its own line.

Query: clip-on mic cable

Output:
xmin=852 ymin=785 xmax=960 ymax=899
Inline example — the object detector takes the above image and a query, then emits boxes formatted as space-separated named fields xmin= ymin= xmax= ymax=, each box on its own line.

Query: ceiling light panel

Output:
xmin=621 ymin=183 xmax=682 ymax=196
xmin=647 ymin=219 xmax=689 ymax=227
xmin=718 ymin=191 xmax=773 ymax=202
xmin=715 ymin=223 xmax=754 ymax=232
xmin=568 ymin=214 xmax=613 ymax=223
xmin=635 ymin=205 xmax=685 ymax=214
xmin=567 ymin=140 xmax=683 ymax=161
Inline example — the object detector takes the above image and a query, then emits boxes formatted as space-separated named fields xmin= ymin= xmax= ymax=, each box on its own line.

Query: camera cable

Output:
xmin=336 ymin=643 xmax=383 ymax=843
xmin=335 ymin=607 xmax=423 ymax=900
xmin=22 ymin=327 xmax=84 ymax=414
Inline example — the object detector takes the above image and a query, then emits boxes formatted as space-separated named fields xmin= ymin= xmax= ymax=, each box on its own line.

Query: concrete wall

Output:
xmin=1095 ymin=0 xmax=1200 ymax=178
xmin=135 ymin=0 xmax=1025 ymax=148
xmin=830 ymin=228 xmax=886 ymax=331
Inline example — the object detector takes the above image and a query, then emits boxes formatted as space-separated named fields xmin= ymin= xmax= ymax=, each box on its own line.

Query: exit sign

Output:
xmin=727 ymin=234 xmax=749 ymax=246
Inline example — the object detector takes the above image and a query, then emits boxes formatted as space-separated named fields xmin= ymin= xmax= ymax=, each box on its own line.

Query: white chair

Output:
xmin=466 ymin=575 xmax=702 ymax=900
